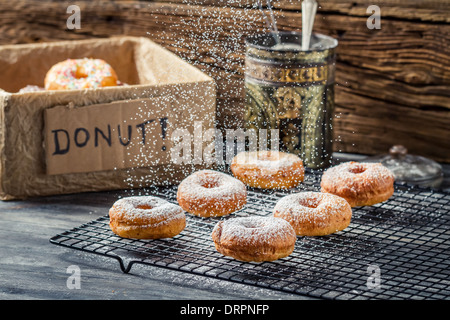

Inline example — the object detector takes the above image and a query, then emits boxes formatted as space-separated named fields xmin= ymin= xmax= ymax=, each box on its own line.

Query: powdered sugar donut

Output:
xmin=230 ymin=150 xmax=304 ymax=189
xmin=273 ymin=191 xmax=352 ymax=236
xmin=177 ymin=170 xmax=247 ymax=217
xmin=109 ymin=196 xmax=186 ymax=239
xmin=320 ymin=161 xmax=395 ymax=207
xmin=211 ymin=216 xmax=296 ymax=262
xmin=44 ymin=58 xmax=118 ymax=90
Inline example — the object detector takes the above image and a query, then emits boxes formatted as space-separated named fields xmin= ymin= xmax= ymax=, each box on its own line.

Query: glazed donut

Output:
xmin=320 ymin=161 xmax=395 ymax=207
xmin=44 ymin=58 xmax=118 ymax=90
xmin=177 ymin=170 xmax=247 ymax=217
xmin=273 ymin=191 xmax=352 ymax=236
xmin=230 ymin=150 xmax=305 ymax=189
xmin=109 ymin=196 xmax=186 ymax=239
xmin=211 ymin=216 xmax=297 ymax=262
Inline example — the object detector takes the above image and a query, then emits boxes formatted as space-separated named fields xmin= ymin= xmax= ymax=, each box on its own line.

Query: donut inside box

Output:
xmin=0 ymin=36 xmax=216 ymax=200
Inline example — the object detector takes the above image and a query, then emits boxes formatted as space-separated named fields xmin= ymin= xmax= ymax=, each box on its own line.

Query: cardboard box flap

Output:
xmin=0 ymin=36 xmax=212 ymax=93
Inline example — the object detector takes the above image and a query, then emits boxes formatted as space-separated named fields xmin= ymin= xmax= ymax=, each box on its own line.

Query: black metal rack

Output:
xmin=49 ymin=172 xmax=450 ymax=300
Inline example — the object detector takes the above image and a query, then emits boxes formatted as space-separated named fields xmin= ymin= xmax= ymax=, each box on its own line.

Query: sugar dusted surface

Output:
xmin=177 ymin=169 xmax=246 ymax=201
xmin=273 ymin=191 xmax=350 ymax=226
xmin=214 ymin=216 xmax=296 ymax=246
xmin=321 ymin=161 xmax=395 ymax=194
xmin=110 ymin=195 xmax=184 ymax=225
xmin=232 ymin=151 xmax=301 ymax=172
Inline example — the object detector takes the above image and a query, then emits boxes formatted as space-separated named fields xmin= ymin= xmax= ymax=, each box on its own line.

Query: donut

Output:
xmin=44 ymin=58 xmax=118 ymax=90
xmin=18 ymin=85 xmax=45 ymax=93
xmin=273 ymin=191 xmax=352 ymax=236
xmin=211 ymin=216 xmax=297 ymax=262
xmin=230 ymin=150 xmax=305 ymax=189
xmin=177 ymin=170 xmax=247 ymax=217
xmin=109 ymin=196 xmax=186 ymax=239
xmin=320 ymin=161 xmax=395 ymax=207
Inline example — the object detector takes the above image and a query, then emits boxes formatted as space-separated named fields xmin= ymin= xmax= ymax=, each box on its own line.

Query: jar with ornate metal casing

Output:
xmin=244 ymin=31 xmax=338 ymax=169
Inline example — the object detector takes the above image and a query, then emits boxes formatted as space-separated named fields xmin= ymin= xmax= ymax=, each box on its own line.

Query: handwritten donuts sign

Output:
xmin=43 ymin=93 xmax=211 ymax=175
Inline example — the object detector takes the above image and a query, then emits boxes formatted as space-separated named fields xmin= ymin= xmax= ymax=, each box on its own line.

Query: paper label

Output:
xmin=44 ymin=97 xmax=177 ymax=175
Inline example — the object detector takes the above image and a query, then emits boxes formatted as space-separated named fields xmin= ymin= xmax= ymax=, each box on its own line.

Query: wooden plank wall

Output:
xmin=0 ymin=0 xmax=449 ymax=162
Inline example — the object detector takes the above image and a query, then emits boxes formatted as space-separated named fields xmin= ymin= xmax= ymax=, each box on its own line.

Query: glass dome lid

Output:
xmin=364 ymin=145 xmax=443 ymax=188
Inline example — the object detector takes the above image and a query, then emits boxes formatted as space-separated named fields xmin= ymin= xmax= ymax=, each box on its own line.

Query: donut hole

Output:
xmin=199 ymin=173 xmax=221 ymax=189
xmin=200 ymin=180 xmax=220 ymax=188
xmin=348 ymin=165 xmax=366 ymax=174
xmin=298 ymin=198 xmax=321 ymax=209
xmin=75 ymin=66 xmax=89 ymax=79
xmin=136 ymin=204 xmax=154 ymax=210
xmin=240 ymin=220 xmax=263 ymax=229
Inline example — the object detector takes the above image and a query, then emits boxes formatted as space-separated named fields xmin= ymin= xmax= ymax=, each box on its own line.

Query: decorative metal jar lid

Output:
xmin=364 ymin=145 xmax=443 ymax=188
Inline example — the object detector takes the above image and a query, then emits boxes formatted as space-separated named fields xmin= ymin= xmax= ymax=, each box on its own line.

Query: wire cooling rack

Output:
xmin=49 ymin=171 xmax=450 ymax=300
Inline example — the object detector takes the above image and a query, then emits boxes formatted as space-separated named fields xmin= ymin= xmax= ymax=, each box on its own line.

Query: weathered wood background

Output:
xmin=0 ymin=0 xmax=449 ymax=162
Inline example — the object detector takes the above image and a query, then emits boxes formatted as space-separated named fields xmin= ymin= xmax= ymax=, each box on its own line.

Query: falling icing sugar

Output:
xmin=121 ymin=5 xmax=310 ymax=191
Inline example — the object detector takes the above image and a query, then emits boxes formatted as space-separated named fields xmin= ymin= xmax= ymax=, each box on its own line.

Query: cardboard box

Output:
xmin=0 ymin=36 xmax=216 ymax=200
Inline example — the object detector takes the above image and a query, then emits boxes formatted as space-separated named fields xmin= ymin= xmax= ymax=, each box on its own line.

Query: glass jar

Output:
xmin=364 ymin=145 xmax=443 ymax=188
